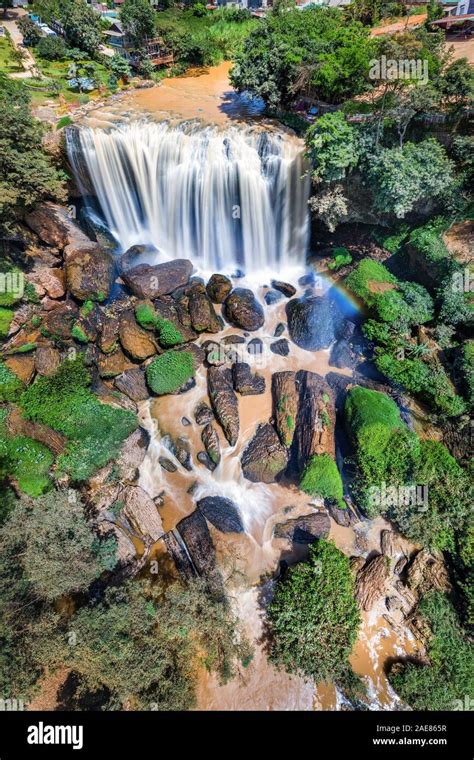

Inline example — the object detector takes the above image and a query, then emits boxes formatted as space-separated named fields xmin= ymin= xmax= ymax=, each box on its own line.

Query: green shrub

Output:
xmin=0 ymin=360 xmax=23 ymax=402
xmin=389 ymin=440 xmax=472 ymax=553
xmin=327 ymin=247 xmax=352 ymax=271
xmin=389 ymin=592 xmax=474 ymax=711
xmin=268 ymin=540 xmax=361 ymax=685
xmin=346 ymin=259 xmax=433 ymax=326
xmin=146 ymin=351 xmax=194 ymax=395
xmin=0 ymin=308 xmax=13 ymax=338
xmin=56 ymin=116 xmax=72 ymax=130
xmin=300 ymin=454 xmax=344 ymax=508
xmin=20 ymin=357 xmax=137 ymax=481
xmin=460 ymin=340 xmax=474 ymax=410
xmin=375 ymin=351 xmax=465 ymax=417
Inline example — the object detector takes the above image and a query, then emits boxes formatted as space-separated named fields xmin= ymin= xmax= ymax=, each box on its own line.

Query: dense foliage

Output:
xmin=389 ymin=592 xmax=474 ymax=710
xmin=230 ymin=8 xmax=374 ymax=108
xmin=269 ymin=540 xmax=361 ymax=684
xmin=0 ymin=77 xmax=66 ymax=229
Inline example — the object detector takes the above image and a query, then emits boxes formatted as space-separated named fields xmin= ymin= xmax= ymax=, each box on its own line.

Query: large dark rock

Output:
xmin=114 ymin=368 xmax=149 ymax=402
xmin=291 ymin=371 xmax=335 ymax=473
xmin=194 ymin=402 xmax=214 ymax=426
xmin=122 ymin=259 xmax=193 ymax=299
xmin=176 ymin=509 xmax=223 ymax=594
xmin=206 ymin=273 xmax=232 ymax=304
xmin=286 ymin=295 xmax=343 ymax=351
xmin=65 ymin=244 xmax=114 ymax=302
xmin=224 ymin=288 xmax=264 ymax=331
xmin=274 ymin=511 xmax=330 ymax=543
xmin=271 ymin=280 xmax=296 ymax=298
xmin=241 ymin=423 xmax=288 ymax=483
xmin=201 ymin=423 xmax=221 ymax=467
xmin=270 ymin=338 xmax=289 ymax=356
xmin=232 ymin=362 xmax=265 ymax=396
xmin=188 ymin=284 xmax=221 ymax=333
xmin=197 ymin=496 xmax=244 ymax=534
xmin=329 ymin=339 xmax=354 ymax=370
xmin=207 ymin=366 xmax=239 ymax=446
xmin=272 ymin=371 xmax=298 ymax=447
xmin=327 ymin=500 xmax=358 ymax=527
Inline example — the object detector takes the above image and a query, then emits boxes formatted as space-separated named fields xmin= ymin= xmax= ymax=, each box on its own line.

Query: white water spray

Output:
xmin=67 ymin=121 xmax=310 ymax=274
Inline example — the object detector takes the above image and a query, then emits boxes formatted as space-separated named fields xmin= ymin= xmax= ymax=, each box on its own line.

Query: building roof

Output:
xmin=430 ymin=11 xmax=474 ymax=23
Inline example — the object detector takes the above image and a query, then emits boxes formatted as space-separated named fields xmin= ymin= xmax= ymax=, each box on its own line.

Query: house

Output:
xmin=429 ymin=0 xmax=474 ymax=31
xmin=102 ymin=21 xmax=174 ymax=67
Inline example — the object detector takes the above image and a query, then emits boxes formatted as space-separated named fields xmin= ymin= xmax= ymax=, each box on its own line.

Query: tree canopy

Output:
xmin=230 ymin=7 xmax=374 ymax=108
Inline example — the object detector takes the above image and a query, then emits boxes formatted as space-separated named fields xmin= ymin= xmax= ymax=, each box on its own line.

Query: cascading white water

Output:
xmin=67 ymin=121 xmax=310 ymax=275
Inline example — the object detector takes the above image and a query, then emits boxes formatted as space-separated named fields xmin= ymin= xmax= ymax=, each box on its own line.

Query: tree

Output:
xmin=121 ymin=0 xmax=156 ymax=48
xmin=230 ymin=7 xmax=374 ymax=108
xmin=34 ymin=579 xmax=250 ymax=710
xmin=368 ymin=138 xmax=456 ymax=218
xmin=0 ymin=491 xmax=117 ymax=600
xmin=268 ymin=540 xmax=361 ymax=684
xmin=0 ymin=76 xmax=66 ymax=230
xmin=109 ymin=52 xmax=131 ymax=82
xmin=36 ymin=35 xmax=67 ymax=61
xmin=61 ymin=0 xmax=102 ymax=54
xmin=437 ymin=57 xmax=474 ymax=111
xmin=17 ymin=16 xmax=42 ymax=46
xmin=306 ymin=111 xmax=360 ymax=183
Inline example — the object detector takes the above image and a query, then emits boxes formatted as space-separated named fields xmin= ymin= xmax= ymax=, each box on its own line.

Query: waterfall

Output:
xmin=67 ymin=121 xmax=310 ymax=275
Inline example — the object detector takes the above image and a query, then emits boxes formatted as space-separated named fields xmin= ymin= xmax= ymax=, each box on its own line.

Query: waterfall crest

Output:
xmin=67 ymin=121 xmax=310 ymax=274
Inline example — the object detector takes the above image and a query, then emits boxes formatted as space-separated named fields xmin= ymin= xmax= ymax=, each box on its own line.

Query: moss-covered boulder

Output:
xmin=299 ymin=453 xmax=344 ymax=508
xmin=146 ymin=350 xmax=195 ymax=395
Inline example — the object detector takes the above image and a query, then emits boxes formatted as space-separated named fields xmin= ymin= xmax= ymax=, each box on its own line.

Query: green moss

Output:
xmin=0 ymin=418 xmax=54 ymax=496
xmin=0 ymin=359 xmax=23 ymax=402
xmin=345 ymin=259 xmax=398 ymax=307
xmin=135 ymin=303 xmax=184 ymax=347
xmin=0 ymin=308 xmax=13 ymax=338
xmin=345 ymin=386 xmax=419 ymax=517
xmin=71 ymin=324 xmax=89 ymax=344
xmin=286 ymin=414 xmax=293 ymax=431
xmin=327 ymin=247 xmax=352 ymax=271
xmin=20 ymin=356 xmax=137 ymax=482
xmin=31 ymin=315 xmax=42 ymax=328
xmin=146 ymin=350 xmax=194 ymax=395
xmin=80 ymin=300 xmax=94 ymax=318
xmin=156 ymin=316 xmax=184 ymax=348
xmin=3 ymin=342 xmax=37 ymax=356
xmin=300 ymin=453 xmax=344 ymax=508
xmin=135 ymin=303 xmax=157 ymax=330
xmin=4 ymin=436 xmax=53 ymax=497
